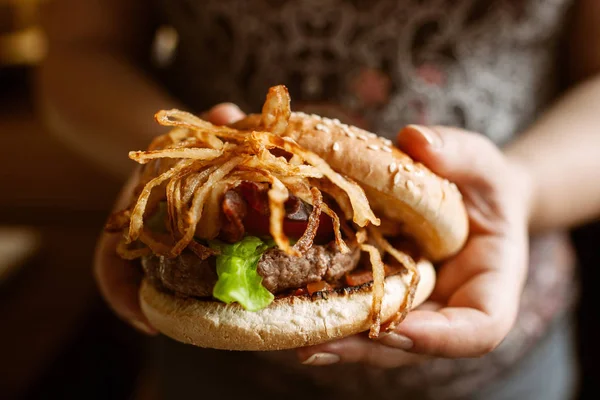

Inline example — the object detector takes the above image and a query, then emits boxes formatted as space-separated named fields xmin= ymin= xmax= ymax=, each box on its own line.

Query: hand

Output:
xmin=297 ymin=125 xmax=533 ymax=367
xmin=93 ymin=103 xmax=246 ymax=334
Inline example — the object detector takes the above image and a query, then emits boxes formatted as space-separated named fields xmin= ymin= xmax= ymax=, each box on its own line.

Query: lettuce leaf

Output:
xmin=208 ymin=236 xmax=275 ymax=311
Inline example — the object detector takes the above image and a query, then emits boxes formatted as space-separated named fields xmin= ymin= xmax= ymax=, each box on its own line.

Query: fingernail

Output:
xmin=405 ymin=125 xmax=443 ymax=149
xmin=130 ymin=319 xmax=158 ymax=336
xmin=302 ymin=352 xmax=340 ymax=366
xmin=208 ymin=103 xmax=245 ymax=124
xmin=378 ymin=333 xmax=414 ymax=350
xmin=220 ymin=102 xmax=242 ymax=112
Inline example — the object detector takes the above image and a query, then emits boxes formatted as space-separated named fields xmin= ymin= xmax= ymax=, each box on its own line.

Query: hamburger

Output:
xmin=106 ymin=85 xmax=468 ymax=351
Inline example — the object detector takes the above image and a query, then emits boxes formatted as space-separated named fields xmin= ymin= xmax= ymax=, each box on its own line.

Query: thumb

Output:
xmin=396 ymin=125 xmax=504 ymax=186
xmin=206 ymin=103 xmax=246 ymax=125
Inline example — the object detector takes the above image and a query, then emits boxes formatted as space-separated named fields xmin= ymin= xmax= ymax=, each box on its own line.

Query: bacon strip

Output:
xmin=220 ymin=190 xmax=247 ymax=243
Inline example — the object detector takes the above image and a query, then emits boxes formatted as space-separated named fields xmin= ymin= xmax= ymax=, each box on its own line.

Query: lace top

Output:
xmin=151 ymin=1 xmax=577 ymax=398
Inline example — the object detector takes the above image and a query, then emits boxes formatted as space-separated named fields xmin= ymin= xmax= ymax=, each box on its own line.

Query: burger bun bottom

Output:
xmin=140 ymin=259 xmax=436 ymax=351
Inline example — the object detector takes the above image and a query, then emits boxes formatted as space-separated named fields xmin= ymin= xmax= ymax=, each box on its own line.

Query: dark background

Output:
xmin=0 ymin=68 xmax=147 ymax=400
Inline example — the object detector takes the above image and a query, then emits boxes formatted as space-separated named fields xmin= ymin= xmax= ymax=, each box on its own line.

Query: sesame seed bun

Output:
xmin=140 ymin=259 xmax=436 ymax=351
xmin=137 ymin=109 xmax=467 ymax=351
xmin=233 ymin=113 xmax=469 ymax=262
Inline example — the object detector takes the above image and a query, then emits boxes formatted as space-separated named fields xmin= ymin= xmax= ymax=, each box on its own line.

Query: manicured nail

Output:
xmin=130 ymin=319 xmax=158 ymax=336
xmin=302 ymin=352 xmax=341 ymax=366
xmin=405 ymin=125 xmax=443 ymax=149
xmin=220 ymin=102 xmax=242 ymax=112
xmin=218 ymin=102 xmax=243 ymax=113
xmin=378 ymin=333 xmax=414 ymax=350
xmin=208 ymin=103 xmax=245 ymax=124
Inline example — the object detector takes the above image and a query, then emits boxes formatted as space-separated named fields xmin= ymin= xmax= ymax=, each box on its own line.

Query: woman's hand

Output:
xmin=93 ymin=103 xmax=246 ymax=334
xmin=298 ymin=125 xmax=533 ymax=367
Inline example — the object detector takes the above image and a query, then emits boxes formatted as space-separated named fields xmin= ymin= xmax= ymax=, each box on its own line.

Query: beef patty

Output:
xmin=142 ymin=242 xmax=360 ymax=298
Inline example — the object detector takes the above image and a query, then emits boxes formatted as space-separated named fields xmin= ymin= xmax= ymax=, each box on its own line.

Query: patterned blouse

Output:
xmin=151 ymin=1 xmax=578 ymax=398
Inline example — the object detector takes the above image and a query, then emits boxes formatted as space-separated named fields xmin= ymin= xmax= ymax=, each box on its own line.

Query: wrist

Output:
xmin=505 ymin=156 xmax=537 ymax=233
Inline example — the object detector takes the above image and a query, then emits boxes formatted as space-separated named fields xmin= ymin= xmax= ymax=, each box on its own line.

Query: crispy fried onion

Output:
xmin=155 ymin=110 xmax=225 ymax=149
xmin=129 ymin=148 xmax=223 ymax=164
xmin=244 ymin=151 xmax=323 ymax=179
xmin=127 ymin=160 xmax=195 ymax=244
xmin=260 ymin=85 xmax=291 ymax=136
xmin=250 ymin=132 xmax=380 ymax=228
xmin=360 ymin=243 xmax=386 ymax=338
xmin=117 ymin=240 xmax=151 ymax=260
xmin=170 ymin=156 xmax=246 ymax=257
xmin=280 ymin=178 xmax=349 ymax=253
xmin=368 ymin=226 xmax=421 ymax=335
xmin=105 ymin=209 xmax=131 ymax=232
xmin=293 ymin=188 xmax=323 ymax=254
xmin=155 ymin=109 xmax=247 ymax=144
xmin=311 ymin=179 xmax=354 ymax=221
xmin=111 ymin=85 xmax=380 ymax=271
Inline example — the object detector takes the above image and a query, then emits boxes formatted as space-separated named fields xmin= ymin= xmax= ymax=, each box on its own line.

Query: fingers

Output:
xmin=397 ymin=125 xmax=504 ymax=187
xmin=296 ymin=125 xmax=527 ymax=367
xmin=206 ymin=103 xmax=246 ymax=125
xmin=296 ymin=266 xmax=438 ymax=368
xmin=387 ymin=236 xmax=525 ymax=358
xmin=296 ymin=222 xmax=525 ymax=366
xmin=433 ymin=233 xmax=526 ymax=301
xmin=296 ymin=245 xmax=520 ymax=367
xmin=385 ymin=307 xmax=512 ymax=359
xmin=297 ymin=335 xmax=428 ymax=368
xmin=398 ymin=125 xmax=518 ymax=235
xmin=297 ymin=253 xmax=519 ymax=368
xmin=93 ymin=233 xmax=157 ymax=335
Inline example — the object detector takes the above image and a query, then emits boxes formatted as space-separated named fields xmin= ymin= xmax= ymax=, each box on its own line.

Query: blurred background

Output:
xmin=0 ymin=1 xmax=148 ymax=399
xmin=0 ymin=1 xmax=599 ymax=400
